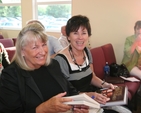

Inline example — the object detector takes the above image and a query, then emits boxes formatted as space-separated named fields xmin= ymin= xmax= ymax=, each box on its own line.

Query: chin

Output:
xmin=38 ymin=61 xmax=46 ymax=65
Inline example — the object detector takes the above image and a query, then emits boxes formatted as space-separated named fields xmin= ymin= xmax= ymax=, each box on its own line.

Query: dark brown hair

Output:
xmin=134 ymin=21 xmax=141 ymax=31
xmin=66 ymin=15 xmax=91 ymax=37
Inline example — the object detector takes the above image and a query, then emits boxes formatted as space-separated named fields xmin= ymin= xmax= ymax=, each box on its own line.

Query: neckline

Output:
xmin=69 ymin=45 xmax=87 ymax=71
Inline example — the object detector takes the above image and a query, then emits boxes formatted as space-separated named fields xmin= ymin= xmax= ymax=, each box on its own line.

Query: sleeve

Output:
xmin=59 ymin=36 xmax=69 ymax=48
xmin=0 ymin=67 xmax=23 ymax=112
xmin=54 ymin=55 xmax=70 ymax=79
xmin=124 ymin=37 xmax=134 ymax=58
xmin=0 ymin=65 xmax=37 ymax=113
xmin=49 ymin=36 xmax=63 ymax=53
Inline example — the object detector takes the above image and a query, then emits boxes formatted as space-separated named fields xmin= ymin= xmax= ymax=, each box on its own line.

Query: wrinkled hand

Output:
xmin=36 ymin=92 xmax=73 ymax=113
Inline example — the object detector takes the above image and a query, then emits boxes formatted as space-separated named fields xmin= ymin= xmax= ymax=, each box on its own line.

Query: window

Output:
xmin=37 ymin=0 xmax=71 ymax=31
xmin=0 ymin=0 xmax=21 ymax=29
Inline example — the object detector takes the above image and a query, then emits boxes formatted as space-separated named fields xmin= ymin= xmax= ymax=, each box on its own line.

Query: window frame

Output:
xmin=0 ymin=1 xmax=21 ymax=30
xmin=36 ymin=0 xmax=71 ymax=32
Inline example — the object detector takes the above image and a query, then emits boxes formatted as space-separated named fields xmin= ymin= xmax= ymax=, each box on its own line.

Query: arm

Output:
xmin=59 ymin=36 xmax=69 ymax=48
xmin=124 ymin=37 xmax=134 ymax=57
xmin=0 ymin=63 xmax=87 ymax=113
xmin=133 ymin=34 xmax=141 ymax=54
xmin=124 ymin=35 xmax=141 ymax=57
xmin=90 ymin=64 xmax=114 ymax=89
xmin=36 ymin=92 xmax=89 ymax=113
xmin=48 ymin=36 xmax=63 ymax=58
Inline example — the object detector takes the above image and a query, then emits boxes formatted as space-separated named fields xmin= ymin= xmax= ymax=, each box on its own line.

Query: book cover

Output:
xmin=63 ymin=93 xmax=101 ymax=113
xmin=97 ymin=86 xmax=128 ymax=107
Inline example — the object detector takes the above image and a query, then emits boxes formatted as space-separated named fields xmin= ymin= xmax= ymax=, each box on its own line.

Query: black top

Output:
xmin=30 ymin=66 xmax=63 ymax=101
xmin=0 ymin=59 xmax=78 ymax=113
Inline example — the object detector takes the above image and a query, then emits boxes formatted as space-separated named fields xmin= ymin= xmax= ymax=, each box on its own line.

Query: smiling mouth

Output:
xmin=76 ymin=41 xmax=84 ymax=45
xmin=36 ymin=56 xmax=45 ymax=60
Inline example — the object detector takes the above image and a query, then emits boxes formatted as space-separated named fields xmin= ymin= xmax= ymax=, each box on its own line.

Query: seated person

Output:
xmin=122 ymin=20 xmax=141 ymax=80
xmin=58 ymin=25 xmax=69 ymax=48
xmin=0 ymin=43 xmax=10 ymax=74
xmin=55 ymin=15 xmax=131 ymax=113
xmin=0 ymin=23 xmax=88 ymax=113
xmin=26 ymin=19 xmax=63 ymax=58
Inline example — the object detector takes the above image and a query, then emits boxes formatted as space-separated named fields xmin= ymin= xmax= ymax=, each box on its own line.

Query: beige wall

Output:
xmin=72 ymin=0 xmax=141 ymax=63
xmin=1 ymin=0 xmax=141 ymax=63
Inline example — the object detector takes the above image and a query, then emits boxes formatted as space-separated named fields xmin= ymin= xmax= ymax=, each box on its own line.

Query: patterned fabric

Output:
xmin=0 ymin=43 xmax=10 ymax=74
xmin=55 ymin=47 xmax=94 ymax=92
xmin=122 ymin=35 xmax=140 ymax=71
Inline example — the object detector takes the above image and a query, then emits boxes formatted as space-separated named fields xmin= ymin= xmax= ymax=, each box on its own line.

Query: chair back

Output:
xmin=0 ymin=39 xmax=14 ymax=48
xmin=0 ymin=35 xmax=4 ymax=39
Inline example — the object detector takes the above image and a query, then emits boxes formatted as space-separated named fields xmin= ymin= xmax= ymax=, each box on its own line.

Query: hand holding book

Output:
xmin=87 ymin=91 xmax=110 ymax=105
xmin=96 ymin=86 xmax=128 ymax=107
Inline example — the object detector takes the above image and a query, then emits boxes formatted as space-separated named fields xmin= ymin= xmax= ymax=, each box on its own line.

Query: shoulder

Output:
xmin=47 ymin=59 xmax=64 ymax=73
xmin=49 ymin=59 xmax=60 ymax=66
xmin=54 ymin=51 xmax=69 ymax=65
xmin=1 ymin=62 xmax=19 ymax=81
xmin=3 ymin=62 xmax=17 ymax=72
xmin=55 ymin=48 xmax=68 ymax=58
xmin=84 ymin=47 xmax=91 ymax=56
xmin=126 ymin=35 xmax=135 ymax=40
xmin=47 ymin=35 xmax=58 ymax=41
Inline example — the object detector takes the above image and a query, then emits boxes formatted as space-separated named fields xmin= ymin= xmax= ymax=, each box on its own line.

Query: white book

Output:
xmin=63 ymin=93 xmax=101 ymax=113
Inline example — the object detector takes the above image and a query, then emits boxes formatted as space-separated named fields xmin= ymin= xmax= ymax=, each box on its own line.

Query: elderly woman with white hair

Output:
xmin=0 ymin=23 xmax=89 ymax=113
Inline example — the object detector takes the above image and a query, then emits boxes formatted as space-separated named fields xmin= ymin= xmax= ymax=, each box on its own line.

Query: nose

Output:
xmin=39 ymin=46 xmax=47 ymax=54
xmin=78 ymin=34 xmax=83 ymax=39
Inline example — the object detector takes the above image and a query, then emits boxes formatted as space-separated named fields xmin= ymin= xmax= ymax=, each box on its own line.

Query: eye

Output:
xmin=83 ymin=32 xmax=87 ymax=34
xmin=32 ymin=46 xmax=37 ymax=49
xmin=73 ymin=32 xmax=78 ymax=35
xmin=42 ymin=43 xmax=47 ymax=46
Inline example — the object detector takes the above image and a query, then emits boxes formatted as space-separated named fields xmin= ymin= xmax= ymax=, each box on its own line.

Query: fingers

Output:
xmin=41 ymin=93 xmax=73 ymax=112
xmin=73 ymin=106 xmax=89 ymax=113
xmin=94 ymin=93 xmax=109 ymax=104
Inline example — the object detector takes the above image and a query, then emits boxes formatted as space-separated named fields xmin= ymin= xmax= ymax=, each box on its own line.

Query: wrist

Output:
xmin=101 ymin=81 xmax=110 ymax=88
xmin=101 ymin=81 xmax=105 ymax=88
xmin=36 ymin=102 xmax=46 ymax=113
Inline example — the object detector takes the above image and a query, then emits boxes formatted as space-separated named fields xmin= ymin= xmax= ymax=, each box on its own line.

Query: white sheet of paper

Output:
xmin=120 ymin=76 xmax=140 ymax=82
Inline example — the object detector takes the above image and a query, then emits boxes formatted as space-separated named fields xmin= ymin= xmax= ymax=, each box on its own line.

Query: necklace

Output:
xmin=69 ymin=45 xmax=87 ymax=71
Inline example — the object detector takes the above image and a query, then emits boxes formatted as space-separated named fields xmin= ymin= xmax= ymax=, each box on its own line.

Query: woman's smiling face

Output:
xmin=22 ymin=36 xmax=48 ymax=69
xmin=68 ymin=26 xmax=89 ymax=51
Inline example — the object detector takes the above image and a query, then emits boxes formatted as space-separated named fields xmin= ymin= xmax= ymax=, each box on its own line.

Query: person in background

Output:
xmin=0 ymin=23 xmax=89 ymax=113
xmin=58 ymin=25 xmax=70 ymax=48
xmin=122 ymin=20 xmax=141 ymax=97
xmin=0 ymin=42 xmax=10 ymax=74
xmin=26 ymin=19 xmax=63 ymax=58
xmin=122 ymin=20 xmax=141 ymax=80
xmin=55 ymin=15 xmax=131 ymax=113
